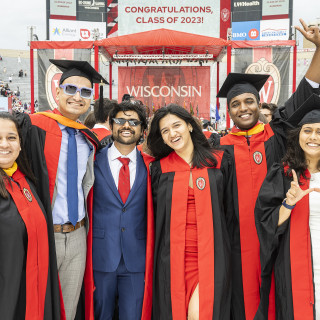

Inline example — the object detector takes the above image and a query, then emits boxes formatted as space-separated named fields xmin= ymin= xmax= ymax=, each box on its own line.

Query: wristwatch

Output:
xmin=282 ymin=199 xmax=296 ymax=210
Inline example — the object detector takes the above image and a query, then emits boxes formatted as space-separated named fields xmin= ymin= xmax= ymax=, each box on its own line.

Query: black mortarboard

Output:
xmin=287 ymin=94 xmax=320 ymax=127
xmin=49 ymin=59 xmax=108 ymax=85
xmin=217 ymin=73 xmax=270 ymax=107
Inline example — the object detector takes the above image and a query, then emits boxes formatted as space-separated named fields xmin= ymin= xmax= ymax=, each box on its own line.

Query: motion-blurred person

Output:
xmin=84 ymin=111 xmax=96 ymax=129
xmin=260 ymin=103 xmax=278 ymax=123
xmin=92 ymin=98 xmax=117 ymax=146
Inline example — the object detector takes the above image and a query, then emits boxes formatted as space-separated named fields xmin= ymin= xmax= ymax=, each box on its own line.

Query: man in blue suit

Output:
xmin=92 ymin=101 xmax=148 ymax=320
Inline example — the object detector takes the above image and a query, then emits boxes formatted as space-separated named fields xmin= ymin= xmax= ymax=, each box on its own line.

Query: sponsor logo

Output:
xmin=52 ymin=27 xmax=61 ymax=36
xmin=261 ymin=28 xmax=288 ymax=38
xmin=249 ymin=29 xmax=259 ymax=39
xmin=51 ymin=26 xmax=76 ymax=39
xmin=80 ymin=29 xmax=91 ymax=39
xmin=233 ymin=32 xmax=247 ymax=38
xmin=234 ymin=1 xmax=260 ymax=7
xmin=196 ymin=177 xmax=206 ymax=190
xmin=253 ymin=151 xmax=263 ymax=165
xmin=221 ymin=8 xmax=230 ymax=22
xmin=23 ymin=188 xmax=33 ymax=202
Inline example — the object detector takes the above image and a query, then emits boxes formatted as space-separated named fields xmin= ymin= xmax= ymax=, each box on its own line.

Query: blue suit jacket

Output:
xmin=92 ymin=145 xmax=147 ymax=273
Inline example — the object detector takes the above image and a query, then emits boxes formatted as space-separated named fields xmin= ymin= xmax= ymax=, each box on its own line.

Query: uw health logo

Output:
xmin=80 ymin=29 xmax=91 ymax=39
xmin=249 ymin=29 xmax=259 ymax=39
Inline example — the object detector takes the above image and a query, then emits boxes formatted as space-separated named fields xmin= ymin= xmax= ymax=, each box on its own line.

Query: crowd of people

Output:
xmin=0 ymin=18 xmax=320 ymax=320
xmin=0 ymin=80 xmax=33 ymax=113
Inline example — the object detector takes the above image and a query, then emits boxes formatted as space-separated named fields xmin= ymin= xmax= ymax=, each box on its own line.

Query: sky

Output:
xmin=0 ymin=1 xmax=319 ymax=51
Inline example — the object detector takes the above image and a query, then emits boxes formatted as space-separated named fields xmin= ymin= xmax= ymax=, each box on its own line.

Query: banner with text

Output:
xmin=50 ymin=0 xmax=76 ymax=18
xmin=262 ymin=0 xmax=289 ymax=17
xmin=118 ymin=1 xmax=220 ymax=38
xmin=232 ymin=0 xmax=262 ymax=22
xmin=77 ymin=0 xmax=106 ymax=22
xmin=118 ymin=66 xmax=211 ymax=118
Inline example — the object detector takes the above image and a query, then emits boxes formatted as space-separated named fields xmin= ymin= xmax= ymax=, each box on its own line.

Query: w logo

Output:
xmin=80 ymin=29 xmax=91 ymax=39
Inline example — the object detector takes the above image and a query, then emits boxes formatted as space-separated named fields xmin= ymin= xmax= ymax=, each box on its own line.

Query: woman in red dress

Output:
xmin=147 ymin=104 xmax=234 ymax=320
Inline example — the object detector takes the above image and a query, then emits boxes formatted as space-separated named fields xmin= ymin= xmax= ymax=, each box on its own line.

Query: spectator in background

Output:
xmin=84 ymin=111 xmax=96 ymax=129
xmin=260 ymin=103 xmax=278 ymax=123
xmin=91 ymin=98 xmax=117 ymax=146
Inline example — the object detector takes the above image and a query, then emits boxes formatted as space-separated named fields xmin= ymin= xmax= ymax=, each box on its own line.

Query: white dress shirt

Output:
xmin=107 ymin=143 xmax=137 ymax=189
xmin=309 ymin=172 xmax=320 ymax=319
xmin=52 ymin=123 xmax=91 ymax=224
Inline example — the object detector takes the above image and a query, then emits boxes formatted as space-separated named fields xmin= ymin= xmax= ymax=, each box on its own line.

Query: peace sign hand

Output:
xmin=286 ymin=169 xmax=320 ymax=206
xmin=295 ymin=18 xmax=320 ymax=48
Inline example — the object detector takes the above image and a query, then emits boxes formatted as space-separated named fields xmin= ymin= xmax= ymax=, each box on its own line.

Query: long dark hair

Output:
xmin=147 ymin=104 xmax=218 ymax=168
xmin=0 ymin=113 xmax=36 ymax=198
xmin=282 ymin=126 xmax=320 ymax=182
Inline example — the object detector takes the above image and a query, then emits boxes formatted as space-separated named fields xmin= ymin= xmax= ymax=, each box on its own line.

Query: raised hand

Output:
xmin=286 ymin=169 xmax=320 ymax=206
xmin=295 ymin=18 xmax=320 ymax=48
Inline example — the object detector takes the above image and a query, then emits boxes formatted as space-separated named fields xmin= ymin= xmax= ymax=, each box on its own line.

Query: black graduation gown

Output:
xmin=255 ymin=164 xmax=315 ymax=320
xmin=0 ymin=169 xmax=60 ymax=319
xmin=209 ymin=78 xmax=320 ymax=320
xmin=15 ymin=109 xmax=100 ymax=320
xmin=150 ymin=150 xmax=234 ymax=320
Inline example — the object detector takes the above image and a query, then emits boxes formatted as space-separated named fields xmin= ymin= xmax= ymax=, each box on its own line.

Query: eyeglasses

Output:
xmin=59 ymin=84 xmax=93 ymax=99
xmin=112 ymin=118 xmax=142 ymax=127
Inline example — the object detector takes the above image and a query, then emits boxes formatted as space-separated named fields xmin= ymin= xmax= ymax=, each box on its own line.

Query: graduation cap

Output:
xmin=50 ymin=59 xmax=108 ymax=121
xmin=49 ymin=59 xmax=108 ymax=85
xmin=217 ymin=73 xmax=270 ymax=107
xmin=287 ymin=94 xmax=320 ymax=127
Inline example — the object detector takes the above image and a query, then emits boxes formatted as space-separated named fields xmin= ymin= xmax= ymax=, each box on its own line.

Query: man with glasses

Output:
xmin=16 ymin=59 xmax=107 ymax=320
xmin=92 ymin=101 xmax=148 ymax=320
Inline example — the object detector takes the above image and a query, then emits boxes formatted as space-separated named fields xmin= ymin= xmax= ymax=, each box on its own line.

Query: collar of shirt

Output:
xmin=109 ymin=142 xmax=137 ymax=165
xmin=58 ymin=122 xmax=79 ymax=134
xmin=93 ymin=123 xmax=109 ymax=130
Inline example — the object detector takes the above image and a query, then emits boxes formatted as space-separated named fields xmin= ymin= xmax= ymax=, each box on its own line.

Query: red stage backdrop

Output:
xmin=118 ymin=66 xmax=210 ymax=118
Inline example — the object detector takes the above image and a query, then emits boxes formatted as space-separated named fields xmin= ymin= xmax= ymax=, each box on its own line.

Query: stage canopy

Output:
xmin=94 ymin=28 xmax=229 ymax=62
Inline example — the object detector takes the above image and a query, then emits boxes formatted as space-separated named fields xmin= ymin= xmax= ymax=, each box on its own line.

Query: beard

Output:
xmin=112 ymin=128 xmax=140 ymax=145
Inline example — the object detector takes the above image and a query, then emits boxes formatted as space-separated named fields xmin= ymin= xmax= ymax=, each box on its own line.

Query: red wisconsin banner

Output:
xmin=118 ymin=66 xmax=211 ymax=118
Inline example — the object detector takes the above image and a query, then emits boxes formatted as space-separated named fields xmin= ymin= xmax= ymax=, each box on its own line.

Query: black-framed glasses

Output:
xmin=59 ymin=84 xmax=93 ymax=99
xmin=112 ymin=118 xmax=142 ymax=127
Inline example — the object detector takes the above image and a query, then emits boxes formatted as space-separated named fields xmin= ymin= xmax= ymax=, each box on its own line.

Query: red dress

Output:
xmin=185 ymin=186 xmax=199 ymax=310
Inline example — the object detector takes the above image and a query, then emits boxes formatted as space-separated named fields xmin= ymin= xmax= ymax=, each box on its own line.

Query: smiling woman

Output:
xmin=146 ymin=104 xmax=235 ymax=320
xmin=255 ymin=94 xmax=320 ymax=319
xmin=0 ymin=112 xmax=62 ymax=319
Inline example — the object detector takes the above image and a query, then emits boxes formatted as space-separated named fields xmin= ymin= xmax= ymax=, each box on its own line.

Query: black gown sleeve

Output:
xmin=273 ymin=77 xmax=320 ymax=122
xmin=220 ymin=150 xmax=236 ymax=242
xmin=254 ymin=163 xmax=291 ymax=319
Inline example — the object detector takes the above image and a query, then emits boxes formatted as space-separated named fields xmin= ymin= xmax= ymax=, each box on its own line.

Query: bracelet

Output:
xmin=282 ymin=199 xmax=296 ymax=210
